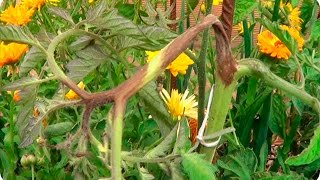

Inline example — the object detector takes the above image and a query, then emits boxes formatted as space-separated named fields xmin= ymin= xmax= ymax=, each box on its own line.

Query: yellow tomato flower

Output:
xmin=0 ymin=5 xmax=35 ymax=25
xmin=21 ymin=0 xmax=60 ymax=9
xmin=257 ymin=30 xmax=291 ymax=60
xmin=0 ymin=42 xmax=29 ymax=67
xmin=280 ymin=25 xmax=304 ymax=51
xmin=146 ymin=51 xmax=194 ymax=77
xmin=65 ymin=81 xmax=85 ymax=100
xmin=160 ymin=88 xmax=198 ymax=121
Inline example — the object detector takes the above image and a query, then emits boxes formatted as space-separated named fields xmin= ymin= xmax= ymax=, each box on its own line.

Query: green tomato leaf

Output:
xmin=310 ymin=20 xmax=320 ymax=40
xmin=138 ymin=166 xmax=155 ymax=180
xmin=19 ymin=47 xmax=46 ymax=76
xmin=67 ymin=44 xmax=108 ymax=82
xmin=139 ymin=82 xmax=173 ymax=136
xmin=48 ymin=7 xmax=74 ymax=25
xmin=286 ymin=127 xmax=320 ymax=166
xmin=44 ymin=122 xmax=74 ymax=138
xmin=2 ymin=77 xmax=40 ymax=91
xmin=182 ymin=153 xmax=217 ymax=180
xmin=90 ymin=8 xmax=176 ymax=49
xmin=252 ymin=171 xmax=307 ymax=180
xmin=144 ymin=123 xmax=178 ymax=159
xmin=234 ymin=0 xmax=258 ymax=24
xmin=173 ymin=119 xmax=191 ymax=154
xmin=269 ymin=94 xmax=287 ymax=138
xmin=217 ymin=149 xmax=257 ymax=179
xmin=0 ymin=25 xmax=38 ymax=46
xmin=16 ymin=84 xmax=38 ymax=147
xmin=86 ymin=0 xmax=107 ymax=22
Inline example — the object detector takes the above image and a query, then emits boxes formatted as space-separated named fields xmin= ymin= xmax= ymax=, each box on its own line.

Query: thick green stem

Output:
xmin=238 ymin=59 xmax=320 ymax=114
xmin=200 ymin=59 xmax=320 ymax=161
xmin=200 ymin=76 xmax=237 ymax=161
xmin=111 ymin=101 xmax=126 ymax=180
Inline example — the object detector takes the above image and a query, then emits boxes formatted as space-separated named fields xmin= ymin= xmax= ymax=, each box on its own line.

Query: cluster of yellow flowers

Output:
xmin=257 ymin=2 xmax=304 ymax=60
xmin=0 ymin=0 xmax=60 ymax=68
xmin=0 ymin=0 xmax=59 ymax=26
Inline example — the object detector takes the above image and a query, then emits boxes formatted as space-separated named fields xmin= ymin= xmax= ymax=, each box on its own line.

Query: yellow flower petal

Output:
xmin=257 ymin=30 xmax=291 ymax=60
xmin=0 ymin=42 xmax=29 ymax=67
xmin=213 ymin=0 xmax=223 ymax=6
xmin=65 ymin=81 xmax=86 ymax=100
xmin=146 ymin=50 xmax=194 ymax=77
xmin=160 ymin=88 xmax=198 ymax=121
xmin=0 ymin=5 xmax=35 ymax=25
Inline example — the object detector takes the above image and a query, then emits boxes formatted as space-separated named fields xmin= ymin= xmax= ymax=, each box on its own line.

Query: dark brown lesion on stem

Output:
xmin=81 ymin=104 xmax=94 ymax=138
xmin=213 ymin=0 xmax=237 ymax=85
xmin=220 ymin=0 xmax=236 ymax=42
xmin=60 ymin=15 xmax=227 ymax=146
xmin=212 ymin=22 xmax=237 ymax=85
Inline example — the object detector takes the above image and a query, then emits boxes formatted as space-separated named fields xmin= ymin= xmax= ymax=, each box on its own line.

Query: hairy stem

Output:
xmin=197 ymin=0 xmax=213 ymax=132
xmin=238 ymin=59 xmax=320 ymax=114
xmin=111 ymin=100 xmax=126 ymax=180
xmin=200 ymin=76 xmax=237 ymax=160
xmin=47 ymin=29 xmax=90 ymax=99
xmin=201 ymin=58 xmax=320 ymax=161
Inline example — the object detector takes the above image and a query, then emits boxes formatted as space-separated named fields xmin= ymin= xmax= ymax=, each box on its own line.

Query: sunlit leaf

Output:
xmin=182 ymin=153 xmax=217 ymax=180
xmin=234 ymin=0 xmax=258 ymax=24
xmin=138 ymin=166 xmax=155 ymax=180
xmin=310 ymin=20 xmax=320 ymax=40
xmin=286 ymin=127 xmax=320 ymax=166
